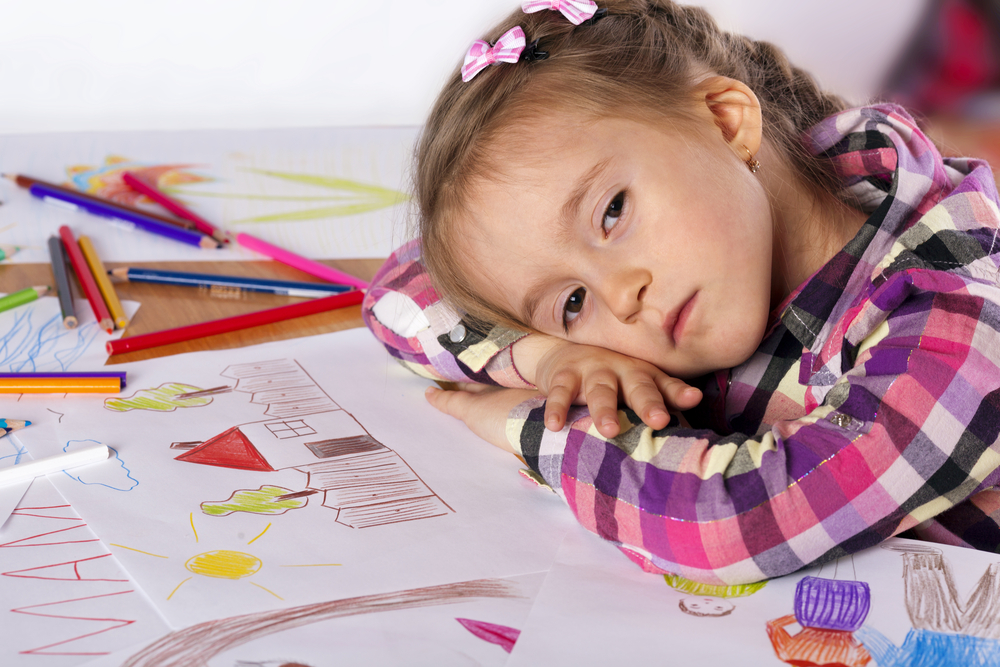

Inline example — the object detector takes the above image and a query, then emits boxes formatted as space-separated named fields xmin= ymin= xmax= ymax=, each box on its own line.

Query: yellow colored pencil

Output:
xmin=0 ymin=377 xmax=121 ymax=393
xmin=78 ymin=236 xmax=128 ymax=330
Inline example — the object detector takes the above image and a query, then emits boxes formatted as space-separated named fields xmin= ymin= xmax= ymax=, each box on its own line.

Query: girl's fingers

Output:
xmin=655 ymin=375 xmax=702 ymax=410
xmin=621 ymin=377 xmax=671 ymax=430
xmin=583 ymin=378 xmax=622 ymax=438
xmin=544 ymin=371 xmax=581 ymax=431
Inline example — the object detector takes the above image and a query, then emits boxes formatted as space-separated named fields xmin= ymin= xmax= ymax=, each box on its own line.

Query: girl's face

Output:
xmin=461 ymin=111 xmax=776 ymax=379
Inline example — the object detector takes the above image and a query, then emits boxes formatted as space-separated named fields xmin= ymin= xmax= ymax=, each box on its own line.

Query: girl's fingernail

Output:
xmin=650 ymin=408 xmax=667 ymax=420
xmin=425 ymin=386 xmax=437 ymax=397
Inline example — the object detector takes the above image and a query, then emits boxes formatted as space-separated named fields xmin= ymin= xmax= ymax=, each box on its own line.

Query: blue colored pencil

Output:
xmin=110 ymin=267 xmax=353 ymax=298
xmin=0 ymin=419 xmax=30 ymax=438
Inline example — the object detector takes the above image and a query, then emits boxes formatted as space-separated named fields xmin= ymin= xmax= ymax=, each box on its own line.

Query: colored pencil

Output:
xmin=3 ymin=173 xmax=200 ymax=232
xmin=0 ymin=377 xmax=121 ymax=393
xmin=0 ymin=286 xmax=49 ymax=315
xmin=58 ymin=226 xmax=114 ymax=334
xmin=0 ymin=444 xmax=111 ymax=487
xmin=4 ymin=174 xmax=219 ymax=249
xmin=0 ymin=245 xmax=20 ymax=262
xmin=107 ymin=289 xmax=364 ymax=355
xmin=78 ymin=236 xmax=128 ymax=330
xmin=236 ymin=233 xmax=369 ymax=290
xmin=0 ymin=419 xmax=30 ymax=438
xmin=110 ymin=267 xmax=352 ymax=298
xmin=122 ymin=171 xmax=229 ymax=244
xmin=47 ymin=236 xmax=78 ymax=328
xmin=0 ymin=372 xmax=127 ymax=388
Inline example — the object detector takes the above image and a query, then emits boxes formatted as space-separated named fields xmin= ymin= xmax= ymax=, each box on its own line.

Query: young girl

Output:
xmin=363 ymin=0 xmax=1000 ymax=585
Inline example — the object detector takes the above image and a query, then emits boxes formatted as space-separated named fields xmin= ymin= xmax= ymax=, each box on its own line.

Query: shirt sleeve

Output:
xmin=362 ymin=239 xmax=533 ymax=388
xmin=506 ymin=271 xmax=1000 ymax=585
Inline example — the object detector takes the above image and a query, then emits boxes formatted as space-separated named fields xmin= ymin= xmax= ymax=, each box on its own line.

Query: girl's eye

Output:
xmin=602 ymin=191 xmax=626 ymax=235
xmin=563 ymin=287 xmax=587 ymax=330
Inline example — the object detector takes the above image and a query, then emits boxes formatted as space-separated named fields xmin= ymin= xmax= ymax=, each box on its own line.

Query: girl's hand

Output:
xmin=425 ymin=384 xmax=540 ymax=454
xmin=533 ymin=341 xmax=702 ymax=438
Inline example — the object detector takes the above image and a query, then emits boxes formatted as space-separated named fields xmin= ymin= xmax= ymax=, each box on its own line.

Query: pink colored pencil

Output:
xmin=58 ymin=226 xmax=114 ymax=334
xmin=122 ymin=171 xmax=229 ymax=245
xmin=235 ymin=233 xmax=369 ymax=290
xmin=106 ymin=290 xmax=363 ymax=355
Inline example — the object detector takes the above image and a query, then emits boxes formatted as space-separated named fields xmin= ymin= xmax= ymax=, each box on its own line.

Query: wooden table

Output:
xmin=2 ymin=258 xmax=385 ymax=365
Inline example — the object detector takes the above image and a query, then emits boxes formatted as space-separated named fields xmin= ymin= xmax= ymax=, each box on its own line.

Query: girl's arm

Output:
xmin=363 ymin=239 xmax=701 ymax=433
xmin=433 ymin=276 xmax=1000 ymax=585
xmin=362 ymin=238 xmax=534 ymax=388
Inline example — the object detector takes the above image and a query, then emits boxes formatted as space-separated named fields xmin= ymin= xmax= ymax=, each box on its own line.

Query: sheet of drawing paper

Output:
xmin=83 ymin=573 xmax=543 ymax=667
xmin=12 ymin=328 xmax=577 ymax=628
xmin=507 ymin=527 xmax=1000 ymax=665
xmin=0 ymin=126 xmax=418 ymax=263
xmin=0 ymin=296 xmax=139 ymax=529
xmin=0 ymin=475 xmax=171 ymax=666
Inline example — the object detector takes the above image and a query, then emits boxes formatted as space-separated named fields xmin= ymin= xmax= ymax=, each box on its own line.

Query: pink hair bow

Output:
xmin=461 ymin=26 xmax=527 ymax=82
xmin=521 ymin=0 xmax=599 ymax=25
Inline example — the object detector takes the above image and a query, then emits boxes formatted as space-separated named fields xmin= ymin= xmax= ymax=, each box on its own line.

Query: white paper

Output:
xmin=12 ymin=328 xmax=576 ymax=628
xmin=507 ymin=526 xmax=1000 ymax=665
xmin=0 ymin=475 xmax=170 ymax=666
xmin=0 ymin=296 xmax=139 ymax=529
xmin=0 ymin=127 xmax=418 ymax=263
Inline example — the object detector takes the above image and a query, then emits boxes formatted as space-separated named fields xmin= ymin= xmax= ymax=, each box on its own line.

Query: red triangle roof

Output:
xmin=175 ymin=426 xmax=275 ymax=472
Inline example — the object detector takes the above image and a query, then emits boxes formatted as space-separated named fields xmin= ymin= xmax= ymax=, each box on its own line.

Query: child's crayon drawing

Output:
xmin=104 ymin=383 xmax=215 ymax=412
xmin=65 ymin=156 xmax=212 ymax=206
xmin=111 ymin=512 xmax=329 ymax=605
xmin=455 ymin=617 xmax=521 ymax=653
xmin=12 ymin=328 xmax=574 ymax=630
xmin=60 ymin=440 xmax=138 ymax=492
xmin=121 ymin=578 xmax=523 ymax=667
xmin=0 ymin=481 xmax=169 ymax=662
xmin=200 ymin=486 xmax=309 ymax=517
xmin=0 ymin=303 xmax=103 ymax=373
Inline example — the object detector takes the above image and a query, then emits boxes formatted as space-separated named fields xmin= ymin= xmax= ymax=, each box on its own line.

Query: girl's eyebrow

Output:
xmin=558 ymin=157 xmax=613 ymax=239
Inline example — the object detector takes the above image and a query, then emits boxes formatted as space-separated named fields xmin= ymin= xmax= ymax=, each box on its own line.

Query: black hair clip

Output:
xmin=579 ymin=7 xmax=608 ymax=26
xmin=521 ymin=38 xmax=550 ymax=62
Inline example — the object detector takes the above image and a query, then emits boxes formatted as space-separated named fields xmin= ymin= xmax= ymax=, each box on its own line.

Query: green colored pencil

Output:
xmin=0 ymin=286 xmax=49 ymax=315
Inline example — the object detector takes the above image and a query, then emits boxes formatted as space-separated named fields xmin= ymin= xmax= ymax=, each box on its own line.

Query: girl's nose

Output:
xmin=602 ymin=267 xmax=651 ymax=324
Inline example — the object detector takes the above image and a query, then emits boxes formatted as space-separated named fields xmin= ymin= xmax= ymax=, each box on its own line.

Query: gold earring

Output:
xmin=742 ymin=145 xmax=760 ymax=173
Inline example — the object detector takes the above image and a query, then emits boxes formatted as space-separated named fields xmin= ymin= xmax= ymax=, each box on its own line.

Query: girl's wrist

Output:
xmin=511 ymin=334 xmax=565 ymax=387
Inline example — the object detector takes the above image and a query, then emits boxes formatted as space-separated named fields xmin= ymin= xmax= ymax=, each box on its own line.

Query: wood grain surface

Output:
xmin=1 ymin=258 xmax=384 ymax=365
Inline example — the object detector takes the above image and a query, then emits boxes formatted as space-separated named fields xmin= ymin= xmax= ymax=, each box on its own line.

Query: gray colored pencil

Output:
xmin=47 ymin=235 xmax=78 ymax=329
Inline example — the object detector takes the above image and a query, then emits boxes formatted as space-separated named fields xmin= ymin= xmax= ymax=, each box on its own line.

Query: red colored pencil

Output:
xmin=106 ymin=290 xmax=362 ymax=355
xmin=58 ymin=226 xmax=114 ymax=334
xmin=122 ymin=172 xmax=229 ymax=244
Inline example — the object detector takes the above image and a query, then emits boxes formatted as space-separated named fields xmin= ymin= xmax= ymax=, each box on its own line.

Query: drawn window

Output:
xmin=304 ymin=435 xmax=385 ymax=459
xmin=265 ymin=420 xmax=316 ymax=439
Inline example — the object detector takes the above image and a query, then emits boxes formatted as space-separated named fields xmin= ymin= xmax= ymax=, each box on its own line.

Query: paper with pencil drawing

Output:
xmin=507 ymin=528 xmax=1000 ymax=666
xmin=0 ymin=295 xmax=138 ymax=531
xmin=0 ymin=127 xmax=417 ymax=263
xmin=9 ymin=327 xmax=576 ymax=628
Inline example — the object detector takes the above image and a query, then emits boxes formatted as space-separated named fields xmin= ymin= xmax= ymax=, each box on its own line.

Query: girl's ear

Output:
xmin=695 ymin=76 xmax=763 ymax=158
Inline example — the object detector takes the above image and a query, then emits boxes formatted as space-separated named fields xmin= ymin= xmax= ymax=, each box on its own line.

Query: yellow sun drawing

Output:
xmin=110 ymin=513 xmax=341 ymax=601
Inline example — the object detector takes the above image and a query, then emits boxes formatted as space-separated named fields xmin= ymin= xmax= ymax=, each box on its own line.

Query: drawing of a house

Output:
xmin=175 ymin=409 xmax=453 ymax=529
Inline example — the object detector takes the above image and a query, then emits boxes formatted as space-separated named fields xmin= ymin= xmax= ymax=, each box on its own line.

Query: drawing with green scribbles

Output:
xmin=201 ymin=486 xmax=310 ymax=517
xmin=104 ymin=383 xmax=215 ymax=412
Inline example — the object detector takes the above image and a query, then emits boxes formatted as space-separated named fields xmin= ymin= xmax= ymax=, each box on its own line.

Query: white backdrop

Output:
xmin=0 ymin=0 xmax=927 ymax=135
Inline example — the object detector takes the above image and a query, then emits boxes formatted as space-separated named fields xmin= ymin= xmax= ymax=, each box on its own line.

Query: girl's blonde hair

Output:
xmin=417 ymin=0 xmax=848 ymax=331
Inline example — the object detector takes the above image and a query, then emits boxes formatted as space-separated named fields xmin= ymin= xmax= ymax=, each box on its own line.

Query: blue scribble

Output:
xmin=61 ymin=440 xmax=138 ymax=492
xmin=0 ymin=305 xmax=102 ymax=372
xmin=0 ymin=437 xmax=27 ymax=467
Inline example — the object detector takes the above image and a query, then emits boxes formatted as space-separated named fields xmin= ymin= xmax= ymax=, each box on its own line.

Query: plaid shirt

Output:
xmin=363 ymin=105 xmax=1000 ymax=584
